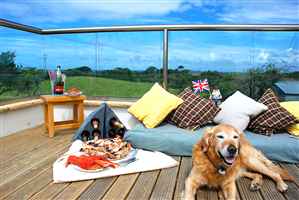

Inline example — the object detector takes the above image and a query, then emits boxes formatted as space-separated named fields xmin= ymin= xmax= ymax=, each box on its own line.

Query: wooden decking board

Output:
xmin=77 ymin=176 xmax=118 ymax=200
xmin=0 ymin=141 xmax=69 ymax=184
xmin=0 ymin=164 xmax=52 ymax=199
xmin=1 ymin=128 xmax=72 ymax=163
xmin=282 ymin=182 xmax=299 ymax=200
xmin=0 ymin=133 xmax=70 ymax=173
xmin=126 ymin=170 xmax=160 ymax=200
xmin=52 ymin=180 xmax=94 ymax=200
xmin=3 ymin=166 xmax=53 ymax=200
xmin=0 ymin=145 xmax=68 ymax=199
xmin=174 ymin=157 xmax=192 ymax=200
xmin=236 ymin=178 xmax=264 ymax=200
xmin=279 ymin=164 xmax=299 ymax=200
xmin=29 ymin=182 xmax=70 ymax=200
xmin=0 ymin=126 xmax=299 ymax=200
xmin=101 ymin=173 xmax=139 ymax=200
xmin=280 ymin=164 xmax=299 ymax=186
xmin=149 ymin=157 xmax=181 ymax=200
xmin=259 ymin=178 xmax=286 ymax=200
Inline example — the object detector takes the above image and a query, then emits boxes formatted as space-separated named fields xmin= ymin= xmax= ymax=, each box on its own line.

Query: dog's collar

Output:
xmin=204 ymin=151 xmax=229 ymax=175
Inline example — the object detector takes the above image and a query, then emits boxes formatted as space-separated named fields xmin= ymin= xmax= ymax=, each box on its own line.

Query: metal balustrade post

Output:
xmin=163 ymin=29 xmax=169 ymax=89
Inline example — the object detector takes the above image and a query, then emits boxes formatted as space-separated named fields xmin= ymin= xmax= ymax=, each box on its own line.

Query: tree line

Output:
xmin=0 ymin=51 xmax=298 ymax=100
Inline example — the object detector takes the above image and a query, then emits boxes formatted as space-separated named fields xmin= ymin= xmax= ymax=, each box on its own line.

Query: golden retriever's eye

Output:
xmin=217 ymin=135 xmax=224 ymax=139
xmin=233 ymin=135 xmax=239 ymax=139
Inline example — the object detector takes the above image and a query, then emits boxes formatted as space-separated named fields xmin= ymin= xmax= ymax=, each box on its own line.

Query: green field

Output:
xmin=0 ymin=76 xmax=155 ymax=102
xmin=41 ymin=76 xmax=156 ymax=97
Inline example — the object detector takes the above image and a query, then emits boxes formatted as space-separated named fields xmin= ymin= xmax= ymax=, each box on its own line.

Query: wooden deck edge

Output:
xmin=84 ymin=100 xmax=134 ymax=108
xmin=0 ymin=99 xmax=43 ymax=113
xmin=0 ymin=98 xmax=135 ymax=113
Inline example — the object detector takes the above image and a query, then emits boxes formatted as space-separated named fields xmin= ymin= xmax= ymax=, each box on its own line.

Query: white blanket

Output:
xmin=53 ymin=141 xmax=178 ymax=183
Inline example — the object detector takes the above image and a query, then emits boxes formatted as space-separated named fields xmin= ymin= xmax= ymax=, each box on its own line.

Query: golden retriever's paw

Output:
xmin=277 ymin=181 xmax=288 ymax=192
xmin=250 ymin=182 xmax=262 ymax=191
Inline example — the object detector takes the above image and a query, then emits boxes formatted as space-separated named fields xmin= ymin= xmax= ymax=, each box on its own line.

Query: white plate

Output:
xmin=72 ymin=165 xmax=104 ymax=173
xmin=67 ymin=148 xmax=138 ymax=173
xmin=64 ymin=91 xmax=82 ymax=96
xmin=111 ymin=148 xmax=138 ymax=164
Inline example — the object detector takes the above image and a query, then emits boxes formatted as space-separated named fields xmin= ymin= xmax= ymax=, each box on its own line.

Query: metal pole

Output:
xmin=163 ymin=29 xmax=168 ymax=89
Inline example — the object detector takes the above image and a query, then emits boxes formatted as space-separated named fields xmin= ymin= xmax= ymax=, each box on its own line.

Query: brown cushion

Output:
xmin=248 ymin=88 xmax=297 ymax=136
xmin=167 ymin=88 xmax=220 ymax=129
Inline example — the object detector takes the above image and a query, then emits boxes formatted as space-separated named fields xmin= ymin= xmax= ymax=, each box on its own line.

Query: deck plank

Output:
xmin=0 ymin=126 xmax=299 ymax=200
xmin=259 ymin=178 xmax=286 ymax=200
xmin=126 ymin=170 xmax=160 ymax=200
xmin=281 ymin=164 xmax=299 ymax=186
xmin=236 ymin=178 xmax=264 ymax=200
xmin=1 ymin=128 xmax=73 ymax=163
xmin=101 ymin=173 xmax=139 ymax=200
xmin=150 ymin=157 xmax=181 ymax=200
xmin=3 ymin=166 xmax=53 ymax=200
xmin=0 ymin=147 xmax=67 ymax=199
xmin=0 ymin=140 xmax=70 ymax=185
xmin=77 ymin=176 xmax=118 ymax=200
xmin=0 ymin=134 xmax=70 ymax=175
xmin=52 ymin=180 xmax=94 ymax=200
xmin=280 ymin=164 xmax=299 ymax=200
xmin=29 ymin=182 xmax=70 ymax=200
xmin=174 ymin=157 xmax=192 ymax=200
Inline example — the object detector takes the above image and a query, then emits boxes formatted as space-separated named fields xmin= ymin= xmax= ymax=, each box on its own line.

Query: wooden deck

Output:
xmin=1 ymin=126 xmax=298 ymax=200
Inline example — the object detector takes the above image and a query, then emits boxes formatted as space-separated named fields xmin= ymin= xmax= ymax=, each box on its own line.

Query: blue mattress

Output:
xmin=124 ymin=123 xmax=299 ymax=163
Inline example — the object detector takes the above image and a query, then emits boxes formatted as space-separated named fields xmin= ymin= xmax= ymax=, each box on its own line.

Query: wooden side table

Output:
xmin=41 ymin=95 xmax=86 ymax=137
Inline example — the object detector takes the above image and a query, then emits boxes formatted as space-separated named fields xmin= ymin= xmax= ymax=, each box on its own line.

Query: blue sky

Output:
xmin=0 ymin=0 xmax=298 ymax=72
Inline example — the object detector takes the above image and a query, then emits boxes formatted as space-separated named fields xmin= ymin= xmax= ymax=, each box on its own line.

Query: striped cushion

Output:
xmin=248 ymin=88 xmax=297 ymax=136
xmin=167 ymin=88 xmax=220 ymax=129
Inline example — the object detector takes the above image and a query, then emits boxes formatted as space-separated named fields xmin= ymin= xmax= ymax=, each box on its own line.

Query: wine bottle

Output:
xmin=109 ymin=117 xmax=124 ymax=129
xmin=54 ymin=65 xmax=64 ymax=94
xmin=92 ymin=129 xmax=101 ymax=141
xmin=91 ymin=118 xmax=100 ymax=129
xmin=81 ymin=130 xmax=90 ymax=142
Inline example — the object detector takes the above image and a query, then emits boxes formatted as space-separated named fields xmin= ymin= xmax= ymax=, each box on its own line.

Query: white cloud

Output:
xmin=257 ymin=49 xmax=269 ymax=62
xmin=0 ymin=0 xmax=202 ymax=24
xmin=215 ymin=0 xmax=299 ymax=23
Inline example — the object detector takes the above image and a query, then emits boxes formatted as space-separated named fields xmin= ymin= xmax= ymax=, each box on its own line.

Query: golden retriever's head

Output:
xmin=201 ymin=124 xmax=243 ymax=166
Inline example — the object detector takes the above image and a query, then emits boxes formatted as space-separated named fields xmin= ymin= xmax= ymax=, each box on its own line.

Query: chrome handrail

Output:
xmin=1 ymin=18 xmax=298 ymax=89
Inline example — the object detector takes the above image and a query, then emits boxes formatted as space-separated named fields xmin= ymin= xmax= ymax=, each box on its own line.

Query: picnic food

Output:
xmin=108 ymin=117 xmax=126 ymax=138
xmin=65 ymin=87 xmax=82 ymax=96
xmin=81 ymin=137 xmax=132 ymax=160
xmin=66 ymin=154 xmax=119 ymax=170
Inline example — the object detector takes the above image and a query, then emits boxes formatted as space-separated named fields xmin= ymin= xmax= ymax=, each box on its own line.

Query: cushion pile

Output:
xmin=248 ymin=89 xmax=297 ymax=136
xmin=213 ymin=91 xmax=268 ymax=131
xmin=168 ymin=87 xmax=220 ymax=130
xmin=128 ymin=83 xmax=183 ymax=128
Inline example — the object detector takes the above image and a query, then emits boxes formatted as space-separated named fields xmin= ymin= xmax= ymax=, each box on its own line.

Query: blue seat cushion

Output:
xmin=124 ymin=123 xmax=299 ymax=163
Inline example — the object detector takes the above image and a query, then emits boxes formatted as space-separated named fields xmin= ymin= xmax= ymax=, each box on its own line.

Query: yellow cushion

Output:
xmin=128 ymin=83 xmax=183 ymax=128
xmin=280 ymin=101 xmax=299 ymax=136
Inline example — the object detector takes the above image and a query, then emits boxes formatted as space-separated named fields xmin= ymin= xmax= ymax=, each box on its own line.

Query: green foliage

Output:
xmin=242 ymin=64 xmax=283 ymax=99
xmin=16 ymin=68 xmax=45 ymax=95
xmin=0 ymin=50 xmax=298 ymax=102
xmin=0 ymin=51 xmax=46 ymax=99
xmin=0 ymin=51 xmax=20 ymax=95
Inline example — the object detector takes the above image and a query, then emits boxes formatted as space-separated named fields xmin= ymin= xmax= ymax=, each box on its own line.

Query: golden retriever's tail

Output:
xmin=263 ymin=159 xmax=295 ymax=181
xmin=271 ymin=165 xmax=294 ymax=181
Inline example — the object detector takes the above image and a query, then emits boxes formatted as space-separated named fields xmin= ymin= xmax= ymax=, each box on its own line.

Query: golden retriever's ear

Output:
xmin=201 ymin=127 xmax=213 ymax=152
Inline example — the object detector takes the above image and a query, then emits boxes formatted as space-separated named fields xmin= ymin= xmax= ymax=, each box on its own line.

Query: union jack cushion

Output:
xmin=167 ymin=87 xmax=220 ymax=129
xmin=248 ymin=88 xmax=297 ymax=136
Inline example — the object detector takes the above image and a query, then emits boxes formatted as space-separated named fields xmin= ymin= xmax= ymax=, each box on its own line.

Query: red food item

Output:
xmin=65 ymin=154 xmax=119 ymax=170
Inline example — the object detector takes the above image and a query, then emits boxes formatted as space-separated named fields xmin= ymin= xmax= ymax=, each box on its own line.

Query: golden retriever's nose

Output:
xmin=228 ymin=145 xmax=237 ymax=155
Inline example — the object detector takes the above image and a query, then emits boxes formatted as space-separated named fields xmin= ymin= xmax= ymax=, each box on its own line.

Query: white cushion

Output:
xmin=213 ymin=91 xmax=268 ymax=131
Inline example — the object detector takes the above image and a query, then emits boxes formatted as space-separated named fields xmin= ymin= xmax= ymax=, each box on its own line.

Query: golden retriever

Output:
xmin=184 ymin=124 xmax=294 ymax=200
